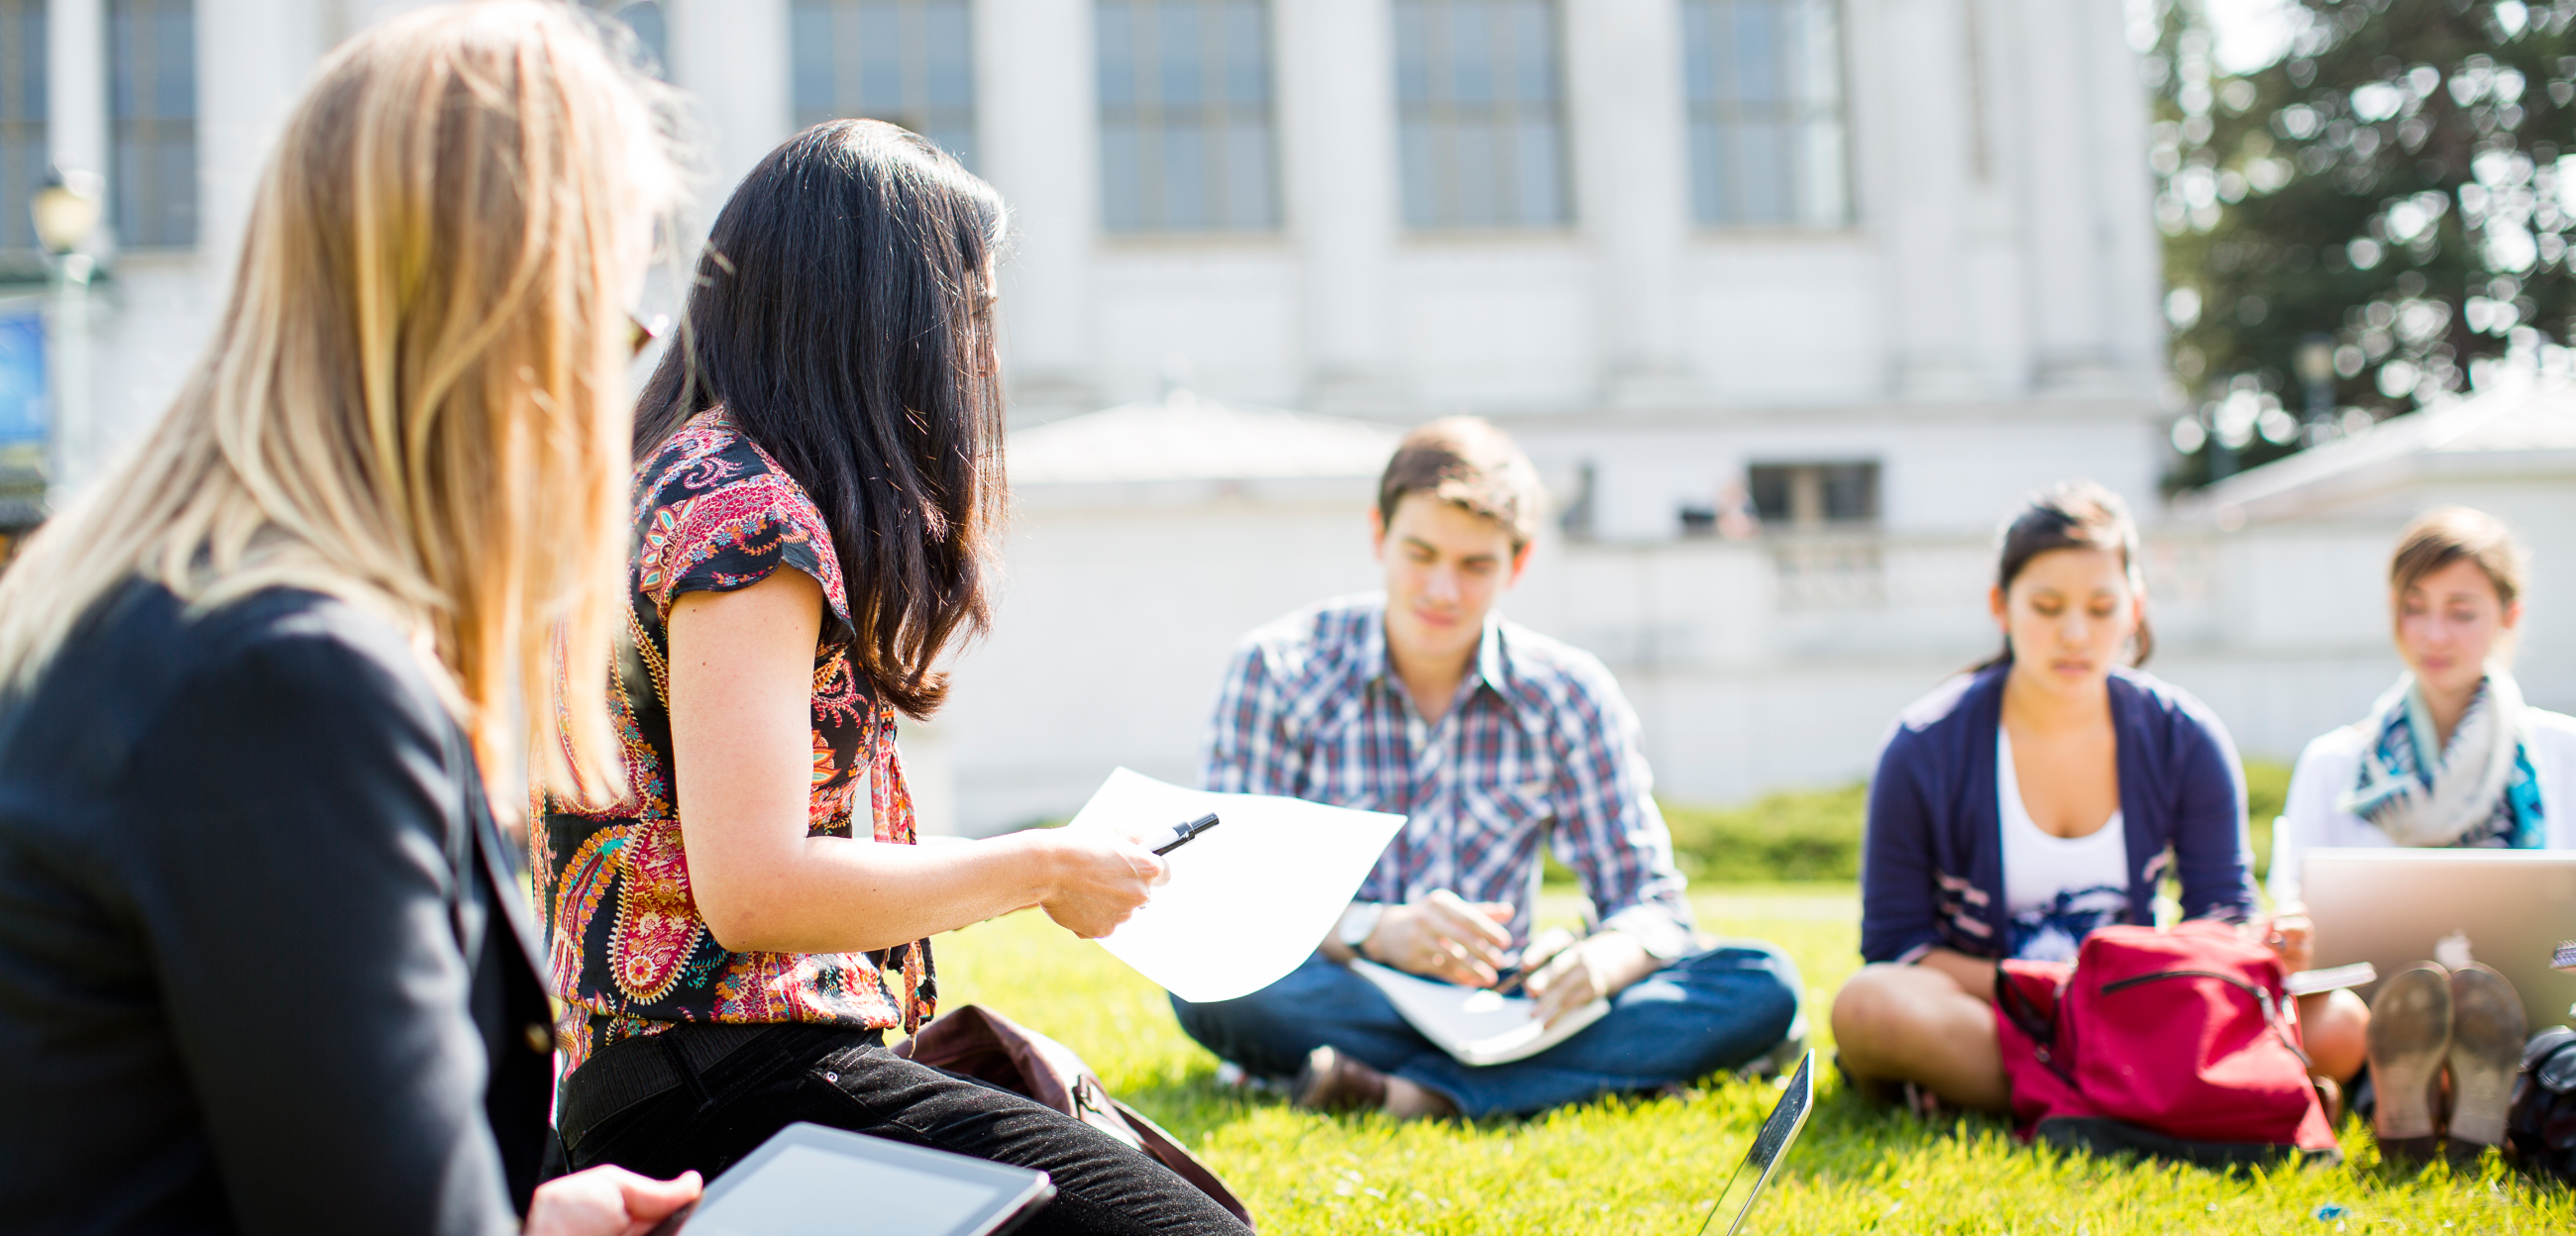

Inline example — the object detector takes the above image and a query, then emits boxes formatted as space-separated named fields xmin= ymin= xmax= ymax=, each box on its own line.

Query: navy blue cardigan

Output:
xmin=1859 ymin=665 xmax=2259 ymax=965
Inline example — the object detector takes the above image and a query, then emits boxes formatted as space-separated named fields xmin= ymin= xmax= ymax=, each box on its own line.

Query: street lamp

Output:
xmin=2294 ymin=334 xmax=2337 ymax=431
xmin=32 ymin=168 xmax=101 ymax=508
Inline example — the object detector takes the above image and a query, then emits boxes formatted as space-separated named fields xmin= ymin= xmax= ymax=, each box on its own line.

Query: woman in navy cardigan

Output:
xmin=1831 ymin=483 xmax=2275 ymax=1113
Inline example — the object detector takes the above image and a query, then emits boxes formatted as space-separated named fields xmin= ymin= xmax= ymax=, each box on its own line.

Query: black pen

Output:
xmin=1151 ymin=812 xmax=1222 ymax=856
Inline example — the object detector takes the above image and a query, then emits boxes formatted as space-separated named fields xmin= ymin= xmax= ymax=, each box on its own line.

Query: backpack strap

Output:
xmin=1993 ymin=962 xmax=2074 ymax=1083
xmin=2098 ymin=969 xmax=2312 ymax=1069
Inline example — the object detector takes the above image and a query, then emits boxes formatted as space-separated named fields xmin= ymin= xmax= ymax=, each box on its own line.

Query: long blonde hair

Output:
xmin=0 ymin=1 xmax=683 ymax=806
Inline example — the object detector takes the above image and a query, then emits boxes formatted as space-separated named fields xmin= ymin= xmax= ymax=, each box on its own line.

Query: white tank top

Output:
xmin=1998 ymin=728 xmax=2131 ymax=963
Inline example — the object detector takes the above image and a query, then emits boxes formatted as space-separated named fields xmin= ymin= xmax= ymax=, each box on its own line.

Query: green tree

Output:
xmin=2146 ymin=0 xmax=2576 ymax=488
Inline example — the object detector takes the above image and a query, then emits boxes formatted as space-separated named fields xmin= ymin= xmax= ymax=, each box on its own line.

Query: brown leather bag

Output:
xmin=892 ymin=1003 xmax=1255 ymax=1229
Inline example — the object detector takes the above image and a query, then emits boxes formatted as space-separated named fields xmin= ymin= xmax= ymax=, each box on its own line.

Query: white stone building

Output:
xmin=23 ymin=0 xmax=2201 ymax=832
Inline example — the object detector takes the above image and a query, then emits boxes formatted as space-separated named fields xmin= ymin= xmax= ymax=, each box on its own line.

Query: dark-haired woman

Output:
xmin=1829 ymin=483 xmax=2268 ymax=1112
xmin=537 ymin=121 xmax=1247 ymax=1234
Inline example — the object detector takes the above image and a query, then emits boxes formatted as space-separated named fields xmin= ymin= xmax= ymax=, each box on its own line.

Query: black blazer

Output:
xmin=0 ymin=581 xmax=555 ymax=1235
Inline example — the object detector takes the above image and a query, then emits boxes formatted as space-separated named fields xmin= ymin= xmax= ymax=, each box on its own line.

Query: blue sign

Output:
xmin=0 ymin=312 xmax=43 ymax=445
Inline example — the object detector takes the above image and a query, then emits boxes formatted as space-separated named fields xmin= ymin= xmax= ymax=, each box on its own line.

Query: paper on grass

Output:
xmin=1348 ymin=960 xmax=1611 ymax=1067
xmin=1070 ymin=768 xmax=1406 ymax=1003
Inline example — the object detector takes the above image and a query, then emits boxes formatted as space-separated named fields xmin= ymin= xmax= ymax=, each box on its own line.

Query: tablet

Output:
xmin=646 ymin=1122 xmax=1056 ymax=1236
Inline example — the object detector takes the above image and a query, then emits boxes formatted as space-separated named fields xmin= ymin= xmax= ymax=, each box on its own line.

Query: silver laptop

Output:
xmin=1691 ymin=1050 xmax=1815 ymax=1236
xmin=2303 ymin=849 xmax=2576 ymax=1021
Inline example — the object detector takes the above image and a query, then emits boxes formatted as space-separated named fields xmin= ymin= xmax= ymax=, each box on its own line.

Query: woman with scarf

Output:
xmin=2270 ymin=506 xmax=2576 ymax=1157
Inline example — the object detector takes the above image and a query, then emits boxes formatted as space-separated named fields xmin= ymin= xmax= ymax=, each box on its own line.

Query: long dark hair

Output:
xmin=635 ymin=120 xmax=1008 ymax=717
xmin=1976 ymin=481 xmax=2154 ymax=672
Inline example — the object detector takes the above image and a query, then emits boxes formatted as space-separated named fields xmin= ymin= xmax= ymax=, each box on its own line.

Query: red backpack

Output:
xmin=1993 ymin=920 xmax=2341 ymax=1167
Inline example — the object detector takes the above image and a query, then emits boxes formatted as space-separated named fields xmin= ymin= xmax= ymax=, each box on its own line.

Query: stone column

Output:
xmin=1563 ymin=0 xmax=1695 ymax=408
xmin=1852 ymin=0 xmax=1983 ymax=399
xmin=47 ymin=0 xmax=103 ymax=188
xmin=2008 ymin=0 xmax=2115 ymax=393
xmin=977 ymin=0 xmax=1098 ymax=422
xmin=197 ymin=0 xmax=329 ymax=273
xmin=669 ymin=0 xmax=792 ymax=201
xmin=1277 ymin=0 xmax=1404 ymax=416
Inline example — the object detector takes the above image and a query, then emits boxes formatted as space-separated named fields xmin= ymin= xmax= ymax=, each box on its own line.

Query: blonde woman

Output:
xmin=0 ymin=6 xmax=701 ymax=1232
xmin=2269 ymin=507 xmax=2576 ymax=1157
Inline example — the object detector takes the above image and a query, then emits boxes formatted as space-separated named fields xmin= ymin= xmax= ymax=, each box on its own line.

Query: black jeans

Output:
xmin=567 ymin=1024 xmax=1248 ymax=1235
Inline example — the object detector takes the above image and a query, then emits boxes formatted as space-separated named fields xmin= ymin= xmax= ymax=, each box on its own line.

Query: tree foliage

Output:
xmin=2148 ymin=0 xmax=2576 ymax=488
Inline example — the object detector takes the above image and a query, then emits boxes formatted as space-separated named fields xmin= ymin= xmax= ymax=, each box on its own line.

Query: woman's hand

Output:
xmin=1031 ymin=829 xmax=1167 ymax=938
xmin=526 ymin=1166 xmax=700 ymax=1236
xmin=1361 ymin=890 xmax=1516 ymax=987
xmin=2259 ymin=909 xmax=2315 ymax=974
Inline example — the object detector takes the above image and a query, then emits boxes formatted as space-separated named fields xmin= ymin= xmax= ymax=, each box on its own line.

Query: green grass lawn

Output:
xmin=928 ymin=882 xmax=2574 ymax=1234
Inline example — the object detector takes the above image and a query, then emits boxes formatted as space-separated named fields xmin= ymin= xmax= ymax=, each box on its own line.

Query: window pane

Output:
xmin=1399 ymin=120 xmax=1438 ymax=228
xmin=790 ymin=0 xmax=976 ymax=169
xmin=792 ymin=5 xmax=836 ymax=115
xmin=1393 ymin=2 xmax=1430 ymax=103
xmin=1735 ymin=120 xmax=1786 ymax=223
xmin=1393 ymin=0 xmax=1568 ymax=229
xmin=1512 ymin=118 xmax=1558 ymax=226
xmin=1097 ymin=0 xmax=1277 ymax=233
xmin=1682 ymin=0 xmax=1849 ymax=228
xmin=1225 ymin=121 xmax=1272 ymax=229
xmin=600 ymin=1 xmax=667 ymax=77
xmin=1102 ymin=123 xmax=1143 ymax=231
xmin=1447 ymin=5 xmax=1490 ymax=104
xmin=109 ymin=0 xmax=194 ymax=249
xmin=925 ymin=4 xmax=973 ymax=106
xmin=856 ymin=4 xmax=904 ymax=113
xmin=0 ymin=1 xmax=44 ymax=253
xmin=1158 ymin=125 xmax=1207 ymax=228
xmin=1223 ymin=1 xmax=1264 ymax=107
xmin=1451 ymin=119 xmax=1495 ymax=227
xmin=1156 ymin=3 xmax=1201 ymax=106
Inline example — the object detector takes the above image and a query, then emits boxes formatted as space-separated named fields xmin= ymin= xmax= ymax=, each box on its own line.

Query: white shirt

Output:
xmin=1999 ymin=728 xmax=2131 ymax=963
xmin=2268 ymin=703 xmax=2576 ymax=905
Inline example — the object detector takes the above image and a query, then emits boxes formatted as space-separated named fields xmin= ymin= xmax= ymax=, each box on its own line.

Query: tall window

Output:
xmin=1097 ymin=1 xmax=1276 ymax=233
xmin=597 ymin=1 xmax=668 ymax=78
xmin=1681 ymin=0 xmax=1849 ymax=228
xmin=791 ymin=0 xmax=976 ymax=167
xmin=0 ymin=2 xmax=43 ymax=254
xmin=1393 ymin=0 xmax=1568 ymax=230
xmin=109 ymin=0 xmax=194 ymax=249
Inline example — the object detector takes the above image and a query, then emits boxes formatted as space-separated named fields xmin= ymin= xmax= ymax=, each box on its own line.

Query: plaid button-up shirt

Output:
xmin=1204 ymin=594 xmax=1693 ymax=955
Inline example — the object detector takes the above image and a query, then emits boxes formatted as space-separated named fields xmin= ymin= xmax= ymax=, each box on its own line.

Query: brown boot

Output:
xmin=2367 ymin=963 xmax=2452 ymax=1166
xmin=2443 ymin=963 xmax=2527 ymax=1154
xmin=1292 ymin=1046 xmax=1389 ymax=1112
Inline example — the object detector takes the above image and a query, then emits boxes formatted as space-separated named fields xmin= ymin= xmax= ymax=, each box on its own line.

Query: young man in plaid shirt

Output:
xmin=1170 ymin=418 xmax=1803 ymax=1119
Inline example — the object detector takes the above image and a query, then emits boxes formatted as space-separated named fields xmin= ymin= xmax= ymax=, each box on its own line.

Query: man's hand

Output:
xmin=1361 ymin=889 xmax=1515 ymax=986
xmin=526 ymin=1166 xmax=700 ymax=1236
xmin=1522 ymin=930 xmax=1658 ymax=1029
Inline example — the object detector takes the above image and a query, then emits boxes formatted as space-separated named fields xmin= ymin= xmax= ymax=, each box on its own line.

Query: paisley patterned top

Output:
xmin=537 ymin=410 xmax=933 ymax=1074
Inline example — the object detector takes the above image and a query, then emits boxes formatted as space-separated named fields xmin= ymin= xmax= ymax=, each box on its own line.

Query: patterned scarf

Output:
xmin=2339 ymin=670 xmax=2544 ymax=849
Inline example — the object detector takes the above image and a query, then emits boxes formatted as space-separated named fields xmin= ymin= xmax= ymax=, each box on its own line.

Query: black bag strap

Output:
xmin=1993 ymin=962 xmax=2074 ymax=1083
xmin=2099 ymin=969 xmax=2312 ymax=1069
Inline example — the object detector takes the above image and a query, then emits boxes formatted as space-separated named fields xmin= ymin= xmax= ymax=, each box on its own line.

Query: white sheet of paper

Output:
xmin=1069 ymin=768 xmax=1405 ymax=1003
xmin=1348 ymin=960 xmax=1611 ymax=1067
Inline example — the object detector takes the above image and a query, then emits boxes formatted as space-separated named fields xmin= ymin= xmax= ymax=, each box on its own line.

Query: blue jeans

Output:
xmin=1170 ymin=943 xmax=1803 ymax=1118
